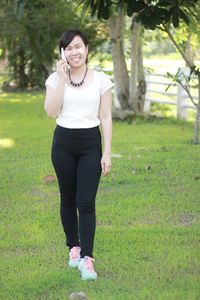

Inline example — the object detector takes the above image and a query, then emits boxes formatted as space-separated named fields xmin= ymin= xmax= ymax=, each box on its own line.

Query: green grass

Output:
xmin=0 ymin=92 xmax=200 ymax=300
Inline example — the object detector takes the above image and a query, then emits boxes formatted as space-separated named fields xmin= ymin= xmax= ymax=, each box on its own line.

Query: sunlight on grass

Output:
xmin=0 ymin=138 xmax=15 ymax=148
xmin=9 ymin=99 xmax=22 ymax=103
xmin=0 ymin=93 xmax=34 ymax=103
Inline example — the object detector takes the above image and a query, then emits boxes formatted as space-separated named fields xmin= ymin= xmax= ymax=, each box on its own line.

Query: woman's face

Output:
xmin=64 ymin=35 xmax=88 ymax=68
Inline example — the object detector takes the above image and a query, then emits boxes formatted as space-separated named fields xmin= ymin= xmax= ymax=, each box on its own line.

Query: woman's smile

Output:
xmin=71 ymin=56 xmax=81 ymax=62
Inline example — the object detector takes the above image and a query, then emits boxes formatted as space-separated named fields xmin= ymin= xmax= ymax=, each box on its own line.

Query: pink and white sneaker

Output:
xmin=68 ymin=246 xmax=81 ymax=268
xmin=78 ymin=256 xmax=97 ymax=280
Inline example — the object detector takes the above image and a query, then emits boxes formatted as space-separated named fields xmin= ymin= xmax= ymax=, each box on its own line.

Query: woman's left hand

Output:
xmin=101 ymin=153 xmax=111 ymax=176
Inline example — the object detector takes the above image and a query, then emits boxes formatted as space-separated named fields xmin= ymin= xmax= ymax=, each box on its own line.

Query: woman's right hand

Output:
xmin=56 ymin=59 xmax=69 ymax=83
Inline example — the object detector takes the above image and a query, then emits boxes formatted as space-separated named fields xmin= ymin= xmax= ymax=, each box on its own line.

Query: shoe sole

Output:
xmin=78 ymin=266 xmax=97 ymax=280
xmin=68 ymin=263 xmax=79 ymax=268
xmin=68 ymin=260 xmax=80 ymax=268
xmin=81 ymin=275 xmax=97 ymax=280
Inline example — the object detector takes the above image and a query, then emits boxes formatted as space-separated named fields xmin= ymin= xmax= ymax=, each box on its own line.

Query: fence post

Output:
xmin=176 ymin=67 xmax=190 ymax=120
xmin=144 ymin=73 xmax=151 ymax=113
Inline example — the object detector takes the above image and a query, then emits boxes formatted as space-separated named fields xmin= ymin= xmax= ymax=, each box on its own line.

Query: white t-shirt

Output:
xmin=45 ymin=70 xmax=113 ymax=129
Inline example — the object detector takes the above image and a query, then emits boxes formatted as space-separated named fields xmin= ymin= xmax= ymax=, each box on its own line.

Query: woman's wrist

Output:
xmin=103 ymin=151 xmax=111 ymax=155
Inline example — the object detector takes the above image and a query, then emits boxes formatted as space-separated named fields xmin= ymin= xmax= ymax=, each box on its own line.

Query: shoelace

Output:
xmin=70 ymin=247 xmax=80 ymax=259
xmin=84 ymin=256 xmax=95 ymax=272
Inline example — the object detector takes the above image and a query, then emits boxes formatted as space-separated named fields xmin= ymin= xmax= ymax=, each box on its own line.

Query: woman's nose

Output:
xmin=71 ymin=48 xmax=78 ymax=55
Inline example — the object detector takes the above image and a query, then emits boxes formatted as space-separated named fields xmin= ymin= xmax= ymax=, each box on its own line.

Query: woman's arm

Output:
xmin=44 ymin=60 xmax=68 ymax=118
xmin=44 ymin=82 xmax=65 ymax=118
xmin=99 ymin=88 xmax=112 ymax=176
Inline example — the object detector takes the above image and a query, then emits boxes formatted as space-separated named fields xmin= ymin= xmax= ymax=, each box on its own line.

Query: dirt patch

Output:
xmin=178 ymin=213 xmax=197 ymax=226
xmin=27 ymin=188 xmax=59 ymax=199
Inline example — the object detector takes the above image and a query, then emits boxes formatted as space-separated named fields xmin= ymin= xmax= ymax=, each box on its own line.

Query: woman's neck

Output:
xmin=70 ymin=64 xmax=87 ymax=77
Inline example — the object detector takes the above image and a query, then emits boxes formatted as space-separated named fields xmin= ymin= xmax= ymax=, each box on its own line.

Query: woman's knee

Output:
xmin=77 ymin=197 xmax=95 ymax=214
xmin=60 ymin=195 xmax=76 ymax=208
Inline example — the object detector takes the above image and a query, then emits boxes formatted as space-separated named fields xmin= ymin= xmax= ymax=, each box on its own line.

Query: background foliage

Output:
xmin=0 ymin=0 xmax=108 ymax=88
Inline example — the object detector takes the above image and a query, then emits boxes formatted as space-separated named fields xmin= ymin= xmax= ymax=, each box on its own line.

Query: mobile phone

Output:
xmin=61 ymin=47 xmax=67 ymax=61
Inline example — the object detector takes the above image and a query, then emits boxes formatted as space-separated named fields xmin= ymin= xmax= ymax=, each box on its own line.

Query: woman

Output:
xmin=44 ymin=29 xmax=113 ymax=280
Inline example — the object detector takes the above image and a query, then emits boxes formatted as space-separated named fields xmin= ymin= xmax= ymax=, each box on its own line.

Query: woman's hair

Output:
xmin=59 ymin=29 xmax=89 ymax=63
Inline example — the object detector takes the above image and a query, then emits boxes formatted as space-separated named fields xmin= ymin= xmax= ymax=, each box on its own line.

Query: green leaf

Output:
xmin=179 ymin=8 xmax=190 ymax=25
xmin=172 ymin=8 xmax=179 ymax=27
xmin=165 ymin=83 xmax=176 ymax=92
xmin=157 ymin=0 xmax=176 ymax=7
xmin=126 ymin=0 xmax=147 ymax=17
xmin=91 ymin=0 xmax=99 ymax=17
xmin=136 ymin=6 xmax=169 ymax=29
xmin=181 ymin=0 xmax=198 ymax=7
xmin=97 ymin=0 xmax=110 ymax=20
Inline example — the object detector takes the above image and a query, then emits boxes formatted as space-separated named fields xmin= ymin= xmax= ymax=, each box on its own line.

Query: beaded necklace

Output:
xmin=68 ymin=68 xmax=88 ymax=87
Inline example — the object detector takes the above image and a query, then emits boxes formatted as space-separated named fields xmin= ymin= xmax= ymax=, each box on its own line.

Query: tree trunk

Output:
xmin=129 ymin=15 xmax=140 ymax=114
xmin=137 ymin=28 xmax=146 ymax=114
xmin=107 ymin=14 xmax=130 ymax=109
xmin=18 ymin=48 xmax=27 ymax=89
xmin=185 ymin=33 xmax=194 ymax=67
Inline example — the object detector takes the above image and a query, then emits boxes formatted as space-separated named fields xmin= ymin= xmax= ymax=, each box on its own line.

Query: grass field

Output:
xmin=0 ymin=91 xmax=200 ymax=300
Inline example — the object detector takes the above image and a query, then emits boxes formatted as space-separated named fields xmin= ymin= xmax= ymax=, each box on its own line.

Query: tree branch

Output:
xmin=162 ymin=24 xmax=194 ymax=68
xmin=156 ymin=25 xmax=165 ymax=32
xmin=178 ymin=81 xmax=197 ymax=107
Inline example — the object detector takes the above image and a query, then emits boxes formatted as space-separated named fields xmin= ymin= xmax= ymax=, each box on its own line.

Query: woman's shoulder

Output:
xmin=46 ymin=71 xmax=59 ymax=81
xmin=45 ymin=71 xmax=59 ymax=83
xmin=91 ymin=69 xmax=114 ymax=94
xmin=45 ymin=71 xmax=59 ymax=89
xmin=92 ymin=69 xmax=111 ymax=80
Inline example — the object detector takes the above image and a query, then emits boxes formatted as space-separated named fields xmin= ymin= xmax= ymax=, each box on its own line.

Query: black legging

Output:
xmin=51 ymin=124 xmax=102 ymax=258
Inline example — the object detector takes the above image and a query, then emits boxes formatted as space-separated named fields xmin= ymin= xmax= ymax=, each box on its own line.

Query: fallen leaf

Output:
xmin=42 ymin=175 xmax=56 ymax=184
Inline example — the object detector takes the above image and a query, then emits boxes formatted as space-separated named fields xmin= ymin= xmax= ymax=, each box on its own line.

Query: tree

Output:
xmin=80 ymin=0 xmax=200 ymax=143
xmin=0 ymin=0 xmax=107 ymax=89
xmin=107 ymin=14 xmax=130 ymax=109
xmin=129 ymin=15 xmax=146 ymax=114
xmin=1 ymin=0 xmax=65 ymax=88
xmin=107 ymin=13 xmax=146 ymax=115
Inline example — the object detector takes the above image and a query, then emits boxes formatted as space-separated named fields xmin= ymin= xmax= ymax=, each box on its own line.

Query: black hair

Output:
xmin=59 ymin=29 xmax=89 ymax=63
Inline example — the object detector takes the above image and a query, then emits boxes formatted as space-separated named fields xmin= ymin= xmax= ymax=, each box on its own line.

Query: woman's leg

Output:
xmin=76 ymin=145 xmax=102 ymax=258
xmin=51 ymin=140 xmax=80 ymax=249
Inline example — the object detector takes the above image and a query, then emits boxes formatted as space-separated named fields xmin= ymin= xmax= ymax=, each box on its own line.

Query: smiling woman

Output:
xmin=44 ymin=28 xmax=114 ymax=281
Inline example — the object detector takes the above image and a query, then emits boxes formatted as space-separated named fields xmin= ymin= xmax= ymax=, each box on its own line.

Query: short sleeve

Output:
xmin=100 ymin=72 xmax=114 ymax=95
xmin=45 ymin=72 xmax=60 ymax=90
